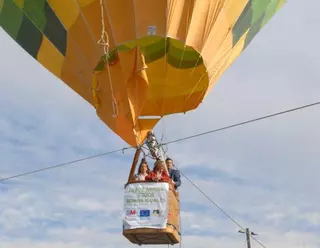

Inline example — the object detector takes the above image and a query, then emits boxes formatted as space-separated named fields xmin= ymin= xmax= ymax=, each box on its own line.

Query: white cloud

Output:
xmin=1 ymin=0 xmax=320 ymax=247
xmin=303 ymin=212 xmax=320 ymax=226
xmin=0 ymin=208 xmax=31 ymax=230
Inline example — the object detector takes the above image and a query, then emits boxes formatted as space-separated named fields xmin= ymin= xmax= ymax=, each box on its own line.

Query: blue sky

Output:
xmin=1 ymin=0 xmax=320 ymax=247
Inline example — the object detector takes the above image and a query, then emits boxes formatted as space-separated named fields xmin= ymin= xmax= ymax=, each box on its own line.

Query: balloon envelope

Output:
xmin=0 ymin=0 xmax=285 ymax=146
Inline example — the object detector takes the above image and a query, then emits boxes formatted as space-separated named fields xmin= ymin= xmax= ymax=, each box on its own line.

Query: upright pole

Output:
xmin=127 ymin=148 xmax=141 ymax=183
xmin=245 ymin=228 xmax=251 ymax=248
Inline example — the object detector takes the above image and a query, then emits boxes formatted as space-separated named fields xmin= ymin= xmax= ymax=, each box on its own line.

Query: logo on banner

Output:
xmin=152 ymin=209 xmax=164 ymax=217
xmin=140 ymin=209 xmax=150 ymax=217
xmin=126 ymin=209 xmax=137 ymax=216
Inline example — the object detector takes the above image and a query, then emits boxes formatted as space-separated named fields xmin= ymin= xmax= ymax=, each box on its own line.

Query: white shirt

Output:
xmin=134 ymin=173 xmax=148 ymax=180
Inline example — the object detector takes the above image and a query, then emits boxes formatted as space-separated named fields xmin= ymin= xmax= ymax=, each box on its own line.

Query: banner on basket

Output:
xmin=123 ymin=182 xmax=169 ymax=229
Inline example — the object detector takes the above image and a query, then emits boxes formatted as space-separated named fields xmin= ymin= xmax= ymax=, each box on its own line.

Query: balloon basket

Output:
xmin=123 ymin=182 xmax=180 ymax=245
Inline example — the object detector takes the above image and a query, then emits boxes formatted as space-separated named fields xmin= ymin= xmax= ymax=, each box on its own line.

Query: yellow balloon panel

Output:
xmin=0 ymin=0 xmax=285 ymax=146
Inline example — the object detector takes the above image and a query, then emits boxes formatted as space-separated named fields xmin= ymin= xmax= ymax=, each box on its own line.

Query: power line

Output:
xmin=0 ymin=147 xmax=131 ymax=183
xmin=164 ymin=101 xmax=320 ymax=246
xmin=1 ymin=101 xmax=319 ymax=183
xmin=179 ymin=169 xmax=267 ymax=248
xmin=179 ymin=170 xmax=243 ymax=229
xmin=251 ymin=236 xmax=267 ymax=248
xmin=0 ymin=102 xmax=318 ymax=247
xmin=163 ymin=101 xmax=320 ymax=145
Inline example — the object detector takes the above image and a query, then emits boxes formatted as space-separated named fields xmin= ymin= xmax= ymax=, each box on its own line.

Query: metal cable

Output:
xmin=0 ymin=147 xmax=131 ymax=182
xmin=178 ymin=169 xmax=267 ymax=248
xmin=163 ymin=101 xmax=320 ymax=146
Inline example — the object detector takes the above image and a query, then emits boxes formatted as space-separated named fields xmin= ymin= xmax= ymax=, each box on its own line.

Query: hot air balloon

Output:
xmin=0 ymin=0 xmax=285 ymax=245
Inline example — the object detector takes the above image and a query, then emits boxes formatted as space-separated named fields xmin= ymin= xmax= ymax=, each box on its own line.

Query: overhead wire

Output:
xmin=1 ymin=100 xmax=319 ymax=247
xmin=177 ymin=169 xmax=267 ymax=248
xmin=1 ymin=101 xmax=319 ymax=183
xmin=0 ymin=147 xmax=131 ymax=183
xmin=161 ymin=101 xmax=320 ymax=248
xmin=164 ymin=101 xmax=320 ymax=247
xmin=251 ymin=234 xmax=271 ymax=248
xmin=162 ymin=101 xmax=320 ymax=145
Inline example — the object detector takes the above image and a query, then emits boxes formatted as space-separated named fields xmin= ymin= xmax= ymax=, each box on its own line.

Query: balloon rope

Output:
xmin=97 ymin=0 xmax=119 ymax=118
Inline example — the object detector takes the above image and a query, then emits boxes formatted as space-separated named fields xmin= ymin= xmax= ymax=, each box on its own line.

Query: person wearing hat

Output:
xmin=165 ymin=157 xmax=181 ymax=189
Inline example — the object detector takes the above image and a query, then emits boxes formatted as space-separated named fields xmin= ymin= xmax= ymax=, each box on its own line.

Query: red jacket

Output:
xmin=145 ymin=171 xmax=171 ymax=182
